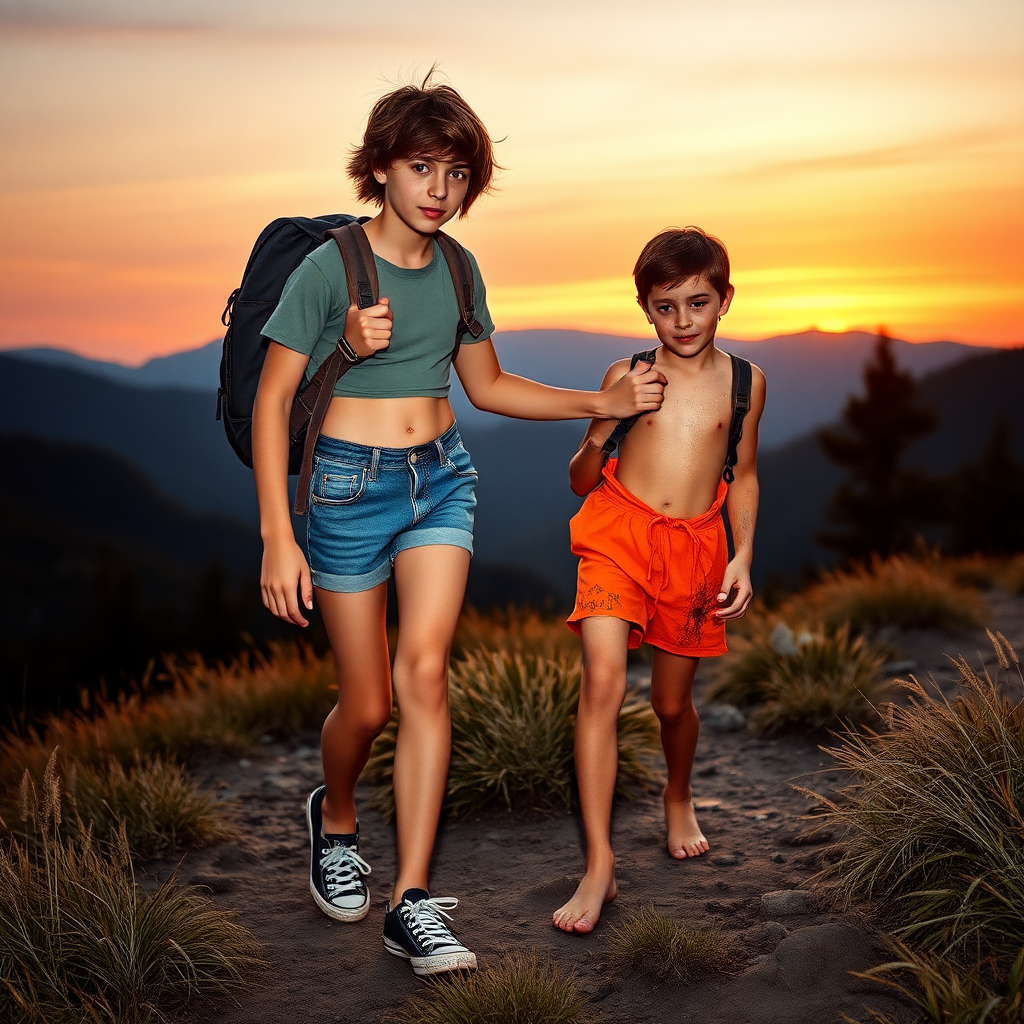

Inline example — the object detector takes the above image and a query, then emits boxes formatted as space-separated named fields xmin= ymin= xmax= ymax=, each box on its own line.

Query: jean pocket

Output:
xmin=310 ymin=461 xmax=367 ymax=505
xmin=446 ymin=442 xmax=478 ymax=478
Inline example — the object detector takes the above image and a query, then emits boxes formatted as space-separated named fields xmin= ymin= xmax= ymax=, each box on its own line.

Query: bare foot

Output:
xmin=552 ymin=865 xmax=618 ymax=934
xmin=664 ymin=791 xmax=709 ymax=859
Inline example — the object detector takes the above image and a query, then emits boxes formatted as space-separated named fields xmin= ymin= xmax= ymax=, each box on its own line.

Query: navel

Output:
xmin=406 ymin=426 xmax=415 ymax=435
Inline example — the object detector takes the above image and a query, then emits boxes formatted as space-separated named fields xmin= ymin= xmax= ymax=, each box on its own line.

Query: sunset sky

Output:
xmin=1 ymin=0 xmax=1022 ymax=363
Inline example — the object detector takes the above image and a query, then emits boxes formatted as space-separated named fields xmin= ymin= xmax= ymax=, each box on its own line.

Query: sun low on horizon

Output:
xmin=1 ymin=0 xmax=1022 ymax=364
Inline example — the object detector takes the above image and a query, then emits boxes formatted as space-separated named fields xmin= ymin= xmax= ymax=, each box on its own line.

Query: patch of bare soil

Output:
xmin=151 ymin=591 xmax=1022 ymax=1024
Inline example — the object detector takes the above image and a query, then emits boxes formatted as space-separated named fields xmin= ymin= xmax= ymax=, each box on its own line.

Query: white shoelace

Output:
xmin=320 ymin=843 xmax=371 ymax=898
xmin=401 ymin=896 xmax=462 ymax=952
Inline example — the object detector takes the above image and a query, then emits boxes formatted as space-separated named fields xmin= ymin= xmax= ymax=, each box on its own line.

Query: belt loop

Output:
xmin=369 ymin=448 xmax=380 ymax=481
xmin=435 ymin=437 xmax=447 ymax=466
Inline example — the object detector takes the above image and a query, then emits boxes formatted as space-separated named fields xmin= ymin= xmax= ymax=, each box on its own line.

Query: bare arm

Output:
xmin=252 ymin=342 xmax=314 ymax=627
xmin=716 ymin=364 xmax=767 ymax=619
xmin=454 ymin=340 xmax=665 ymax=421
xmin=568 ymin=359 xmax=642 ymax=496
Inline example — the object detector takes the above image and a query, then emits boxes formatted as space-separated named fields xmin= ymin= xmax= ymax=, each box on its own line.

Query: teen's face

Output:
xmin=643 ymin=275 xmax=733 ymax=359
xmin=374 ymin=155 xmax=471 ymax=234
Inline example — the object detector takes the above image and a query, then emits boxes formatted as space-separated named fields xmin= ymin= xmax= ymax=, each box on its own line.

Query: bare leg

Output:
xmin=650 ymin=648 xmax=708 ymax=859
xmin=317 ymin=582 xmax=394 ymax=835
xmin=552 ymin=616 xmax=630 ymax=934
xmin=389 ymin=544 xmax=470 ymax=905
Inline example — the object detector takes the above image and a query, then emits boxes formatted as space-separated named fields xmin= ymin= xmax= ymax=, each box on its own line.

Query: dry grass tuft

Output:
xmin=384 ymin=952 xmax=596 ymax=1024
xmin=365 ymin=648 xmax=659 ymax=820
xmin=0 ymin=755 xmax=263 ymax=1024
xmin=806 ymin=636 xmax=1024 ymax=966
xmin=846 ymin=940 xmax=1023 ymax=1024
xmin=709 ymin=621 xmax=889 ymax=735
xmin=607 ymin=904 xmax=737 ymax=983
xmin=64 ymin=755 xmax=235 ymax=859
xmin=792 ymin=554 xmax=985 ymax=633
xmin=454 ymin=606 xmax=580 ymax=660
xmin=1 ymin=643 xmax=335 ymax=793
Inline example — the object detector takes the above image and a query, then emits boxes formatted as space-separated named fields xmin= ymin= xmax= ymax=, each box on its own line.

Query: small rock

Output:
xmin=714 ymin=854 xmax=740 ymax=866
xmin=769 ymin=623 xmax=799 ymax=656
xmin=761 ymin=889 xmax=813 ymax=916
xmin=259 ymin=733 xmax=274 ymax=744
xmin=701 ymin=703 xmax=746 ymax=732
xmin=760 ymin=921 xmax=788 ymax=948
xmin=769 ymin=851 xmax=786 ymax=863
xmin=874 ymin=624 xmax=901 ymax=644
xmin=238 ymin=758 xmax=251 ymax=768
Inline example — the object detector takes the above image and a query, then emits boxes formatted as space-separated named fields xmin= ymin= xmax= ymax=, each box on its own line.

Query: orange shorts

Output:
xmin=567 ymin=459 xmax=729 ymax=657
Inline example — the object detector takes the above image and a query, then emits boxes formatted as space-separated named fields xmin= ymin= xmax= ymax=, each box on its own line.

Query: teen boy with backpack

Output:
xmin=249 ymin=76 xmax=667 ymax=977
xmin=553 ymin=227 xmax=766 ymax=935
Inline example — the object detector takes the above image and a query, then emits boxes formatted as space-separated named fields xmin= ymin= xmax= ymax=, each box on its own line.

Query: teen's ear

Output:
xmin=636 ymin=295 xmax=654 ymax=324
xmin=718 ymin=285 xmax=735 ymax=318
xmin=373 ymin=167 xmax=388 ymax=185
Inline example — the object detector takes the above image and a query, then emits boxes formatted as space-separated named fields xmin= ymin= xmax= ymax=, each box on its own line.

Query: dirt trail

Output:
xmin=154 ymin=592 xmax=1021 ymax=1024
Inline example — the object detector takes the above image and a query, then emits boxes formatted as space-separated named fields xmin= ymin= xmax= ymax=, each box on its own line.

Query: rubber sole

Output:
xmin=383 ymin=937 xmax=477 ymax=976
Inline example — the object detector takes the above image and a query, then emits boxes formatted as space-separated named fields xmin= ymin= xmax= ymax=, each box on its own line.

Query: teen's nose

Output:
xmin=428 ymin=172 xmax=448 ymax=200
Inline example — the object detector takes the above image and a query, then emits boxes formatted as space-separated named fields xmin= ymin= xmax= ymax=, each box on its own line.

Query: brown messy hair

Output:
xmin=347 ymin=72 xmax=498 ymax=217
xmin=633 ymin=227 xmax=731 ymax=307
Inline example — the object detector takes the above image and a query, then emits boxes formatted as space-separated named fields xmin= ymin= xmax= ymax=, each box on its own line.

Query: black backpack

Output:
xmin=217 ymin=215 xmax=484 ymax=515
xmin=601 ymin=349 xmax=753 ymax=482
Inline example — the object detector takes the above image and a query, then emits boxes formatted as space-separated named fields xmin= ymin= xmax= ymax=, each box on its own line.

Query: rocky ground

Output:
xmin=149 ymin=590 xmax=1022 ymax=1024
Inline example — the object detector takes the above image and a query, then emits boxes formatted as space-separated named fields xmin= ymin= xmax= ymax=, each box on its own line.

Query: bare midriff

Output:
xmin=320 ymin=395 xmax=456 ymax=449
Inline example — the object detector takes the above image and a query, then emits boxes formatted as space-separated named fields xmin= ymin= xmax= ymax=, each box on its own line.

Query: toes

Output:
xmin=573 ymin=915 xmax=595 ymax=934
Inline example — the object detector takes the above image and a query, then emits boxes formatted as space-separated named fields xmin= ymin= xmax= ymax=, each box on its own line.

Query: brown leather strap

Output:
xmin=435 ymin=231 xmax=486 ymax=365
xmin=291 ymin=223 xmax=380 ymax=515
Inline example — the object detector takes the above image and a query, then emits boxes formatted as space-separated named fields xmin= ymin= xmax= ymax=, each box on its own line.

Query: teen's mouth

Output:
xmin=420 ymin=207 xmax=445 ymax=219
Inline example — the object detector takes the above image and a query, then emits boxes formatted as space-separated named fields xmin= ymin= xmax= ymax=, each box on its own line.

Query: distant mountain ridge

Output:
xmin=6 ymin=329 xmax=997 ymax=451
xmin=2 ymin=346 xmax=1020 ymax=597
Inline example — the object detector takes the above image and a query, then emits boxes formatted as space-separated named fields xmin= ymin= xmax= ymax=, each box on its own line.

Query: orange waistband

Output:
xmin=597 ymin=459 xmax=728 ymax=530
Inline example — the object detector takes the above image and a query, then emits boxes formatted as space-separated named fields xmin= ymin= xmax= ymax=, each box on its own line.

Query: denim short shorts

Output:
xmin=305 ymin=422 xmax=477 ymax=593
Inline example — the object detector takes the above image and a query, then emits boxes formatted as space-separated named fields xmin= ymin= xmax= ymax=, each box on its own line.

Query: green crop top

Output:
xmin=261 ymin=238 xmax=494 ymax=398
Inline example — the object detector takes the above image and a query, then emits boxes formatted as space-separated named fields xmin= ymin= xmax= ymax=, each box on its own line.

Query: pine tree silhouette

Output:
xmin=947 ymin=414 xmax=1024 ymax=555
xmin=817 ymin=329 xmax=938 ymax=562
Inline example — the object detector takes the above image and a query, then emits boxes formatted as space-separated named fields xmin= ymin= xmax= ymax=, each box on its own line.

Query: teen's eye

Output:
xmin=450 ymin=169 xmax=468 ymax=180
xmin=411 ymin=162 xmax=429 ymax=173
xmin=655 ymin=304 xmax=673 ymax=315
xmin=692 ymin=301 xmax=708 ymax=308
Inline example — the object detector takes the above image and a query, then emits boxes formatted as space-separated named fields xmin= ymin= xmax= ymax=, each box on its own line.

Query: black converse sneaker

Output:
xmin=306 ymin=786 xmax=371 ymax=922
xmin=382 ymin=888 xmax=477 ymax=976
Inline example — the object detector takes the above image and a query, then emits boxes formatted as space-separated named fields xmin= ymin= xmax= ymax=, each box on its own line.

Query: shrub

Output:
xmin=708 ymin=621 xmax=889 ymax=735
xmin=384 ymin=952 xmax=596 ymax=1024
xmin=847 ymin=940 xmax=1023 ymax=1024
xmin=607 ymin=904 xmax=736 ymax=983
xmin=806 ymin=636 xmax=1024 ymax=966
xmin=365 ymin=648 xmax=659 ymax=820
xmin=0 ymin=756 xmax=263 ymax=1024
xmin=793 ymin=554 xmax=984 ymax=633
xmin=0 ymin=643 xmax=335 ymax=794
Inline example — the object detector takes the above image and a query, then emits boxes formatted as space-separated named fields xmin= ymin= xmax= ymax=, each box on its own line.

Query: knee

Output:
xmin=394 ymin=650 xmax=451 ymax=716
xmin=579 ymin=666 xmax=626 ymax=713
xmin=329 ymin=695 xmax=393 ymax=739
xmin=651 ymin=694 xmax=696 ymax=728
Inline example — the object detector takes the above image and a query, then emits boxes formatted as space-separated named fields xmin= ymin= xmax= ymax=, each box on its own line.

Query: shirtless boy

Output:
xmin=553 ymin=226 xmax=766 ymax=934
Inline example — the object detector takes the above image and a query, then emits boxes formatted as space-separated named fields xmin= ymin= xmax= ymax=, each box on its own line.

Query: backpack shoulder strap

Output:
xmin=435 ymin=232 xmax=486 ymax=365
xmin=723 ymin=353 xmax=752 ymax=483
xmin=291 ymin=222 xmax=380 ymax=515
xmin=600 ymin=349 xmax=659 ymax=454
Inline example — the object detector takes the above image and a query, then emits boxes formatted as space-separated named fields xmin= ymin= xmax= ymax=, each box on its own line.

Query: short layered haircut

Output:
xmin=347 ymin=77 xmax=497 ymax=217
xmin=634 ymin=227 xmax=731 ymax=306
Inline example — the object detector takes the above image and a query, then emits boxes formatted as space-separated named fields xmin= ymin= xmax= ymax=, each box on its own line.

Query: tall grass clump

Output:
xmin=454 ymin=606 xmax=580 ymax=660
xmin=366 ymin=648 xmax=659 ymax=820
xmin=0 ymin=756 xmax=263 ymax=1024
xmin=607 ymin=904 xmax=736 ymax=984
xmin=384 ymin=952 xmax=595 ymax=1024
xmin=807 ymin=634 xmax=1024 ymax=967
xmin=794 ymin=554 xmax=984 ymax=633
xmin=0 ymin=643 xmax=335 ymax=793
xmin=846 ymin=940 xmax=1023 ymax=1024
xmin=708 ymin=621 xmax=889 ymax=735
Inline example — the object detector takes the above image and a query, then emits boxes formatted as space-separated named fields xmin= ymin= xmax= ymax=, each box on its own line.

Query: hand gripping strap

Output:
xmin=600 ymin=350 xmax=659 ymax=454
xmin=291 ymin=223 xmax=380 ymax=515
xmin=723 ymin=354 xmax=752 ymax=483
